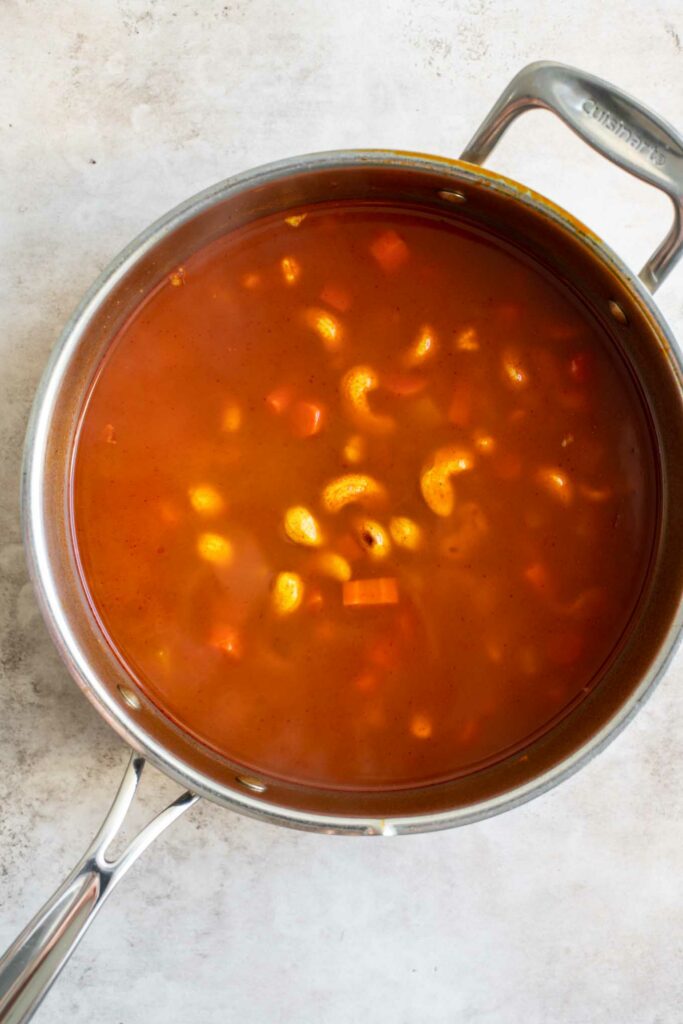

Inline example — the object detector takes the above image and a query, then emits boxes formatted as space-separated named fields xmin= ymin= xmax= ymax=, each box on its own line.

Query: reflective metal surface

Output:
xmin=3 ymin=61 xmax=683 ymax=1024
xmin=0 ymin=756 xmax=198 ymax=1024
xmin=461 ymin=61 xmax=683 ymax=291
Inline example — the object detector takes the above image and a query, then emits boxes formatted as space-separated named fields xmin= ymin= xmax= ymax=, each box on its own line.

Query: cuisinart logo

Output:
xmin=582 ymin=98 xmax=666 ymax=167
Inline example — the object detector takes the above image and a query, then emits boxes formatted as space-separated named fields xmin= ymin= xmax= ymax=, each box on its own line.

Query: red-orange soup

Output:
xmin=72 ymin=202 xmax=657 ymax=790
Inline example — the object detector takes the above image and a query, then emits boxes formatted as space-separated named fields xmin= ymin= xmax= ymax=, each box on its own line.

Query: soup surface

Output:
xmin=72 ymin=201 xmax=657 ymax=789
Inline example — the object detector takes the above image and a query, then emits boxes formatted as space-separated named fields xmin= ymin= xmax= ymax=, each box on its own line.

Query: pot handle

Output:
xmin=460 ymin=61 xmax=683 ymax=293
xmin=0 ymin=754 xmax=198 ymax=1024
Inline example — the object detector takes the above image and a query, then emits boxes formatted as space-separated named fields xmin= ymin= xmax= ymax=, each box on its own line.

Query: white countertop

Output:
xmin=1 ymin=2 xmax=682 ymax=1022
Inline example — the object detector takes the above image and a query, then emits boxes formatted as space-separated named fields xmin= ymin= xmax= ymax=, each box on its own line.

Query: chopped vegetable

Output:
xmin=291 ymin=400 xmax=324 ymax=438
xmin=212 ymin=627 xmax=242 ymax=660
xmin=370 ymin=229 xmax=409 ymax=272
xmin=343 ymin=577 xmax=399 ymax=607
xmin=310 ymin=551 xmax=352 ymax=582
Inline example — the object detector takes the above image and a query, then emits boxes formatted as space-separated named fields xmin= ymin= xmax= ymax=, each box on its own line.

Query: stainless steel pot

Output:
xmin=2 ymin=62 xmax=682 ymax=1024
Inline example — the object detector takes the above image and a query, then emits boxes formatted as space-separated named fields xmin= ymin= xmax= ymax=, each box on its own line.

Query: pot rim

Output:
xmin=21 ymin=148 xmax=683 ymax=835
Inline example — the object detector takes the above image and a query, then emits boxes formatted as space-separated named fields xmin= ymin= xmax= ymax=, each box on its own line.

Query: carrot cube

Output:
xmin=291 ymin=400 xmax=324 ymax=438
xmin=342 ymin=577 xmax=399 ymax=607
xmin=369 ymin=230 xmax=409 ymax=273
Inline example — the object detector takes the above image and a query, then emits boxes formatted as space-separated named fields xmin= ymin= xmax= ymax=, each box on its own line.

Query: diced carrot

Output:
xmin=448 ymin=380 xmax=472 ymax=427
xmin=343 ymin=577 xmax=399 ymax=607
xmin=320 ymin=283 xmax=351 ymax=312
xmin=211 ymin=626 xmax=242 ymax=660
xmin=291 ymin=400 xmax=325 ymax=438
xmin=265 ymin=386 xmax=292 ymax=415
xmin=369 ymin=230 xmax=409 ymax=273
xmin=382 ymin=372 xmax=428 ymax=396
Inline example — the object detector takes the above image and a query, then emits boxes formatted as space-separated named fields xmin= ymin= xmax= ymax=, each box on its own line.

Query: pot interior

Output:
xmin=25 ymin=154 xmax=683 ymax=831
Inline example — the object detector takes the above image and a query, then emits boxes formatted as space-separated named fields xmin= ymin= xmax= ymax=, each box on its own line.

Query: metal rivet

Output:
xmin=608 ymin=300 xmax=628 ymax=325
xmin=118 ymin=685 xmax=141 ymax=710
xmin=438 ymin=188 xmax=467 ymax=204
xmin=236 ymin=775 xmax=268 ymax=794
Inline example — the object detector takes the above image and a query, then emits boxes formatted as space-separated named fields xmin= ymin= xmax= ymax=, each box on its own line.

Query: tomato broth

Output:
xmin=72 ymin=202 xmax=657 ymax=789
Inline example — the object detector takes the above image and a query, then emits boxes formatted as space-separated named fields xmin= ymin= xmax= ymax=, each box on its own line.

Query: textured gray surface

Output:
xmin=1 ymin=2 xmax=682 ymax=1022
